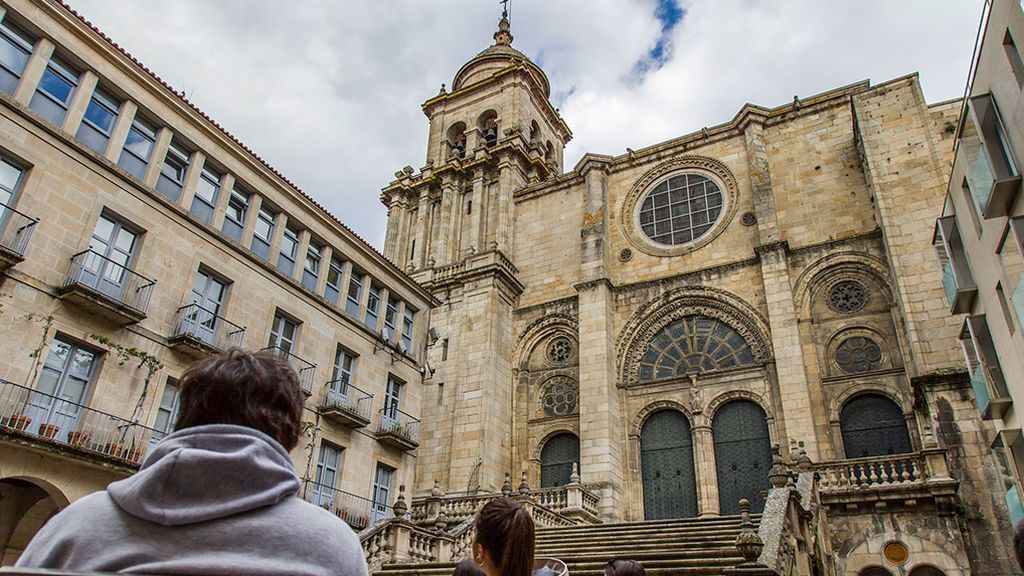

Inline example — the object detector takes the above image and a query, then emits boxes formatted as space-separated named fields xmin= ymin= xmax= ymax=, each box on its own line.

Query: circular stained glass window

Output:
xmin=547 ymin=337 xmax=573 ymax=364
xmin=835 ymin=337 xmax=883 ymax=374
xmin=828 ymin=281 xmax=868 ymax=314
xmin=541 ymin=377 xmax=579 ymax=417
xmin=639 ymin=174 xmax=724 ymax=245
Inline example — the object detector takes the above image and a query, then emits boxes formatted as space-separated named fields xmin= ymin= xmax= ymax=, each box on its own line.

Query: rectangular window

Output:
xmin=0 ymin=18 xmax=33 ymax=95
xmin=185 ymin=268 xmax=228 ymax=347
xmin=934 ymin=215 xmax=977 ymax=313
xmin=156 ymin=139 xmax=191 ymax=203
xmin=383 ymin=375 xmax=403 ymax=419
xmin=190 ymin=165 xmax=221 ymax=224
xmin=268 ymin=312 xmax=298 ymax=356
xmin=75 ymin=86 xmax=120 ymax=155
xmin=251 ymin=206 xmax=276 ymax=260
xmin=333 ymin=347 xmax=356 ymax=389
xmin=151 ymin=378 xmax=181 ymax=443
xmin=29 ymin=337 xmax=100 ymax=435
xmin=345 ymin=271 xmax=363 ymax=318
xmin=222 ymin=187 xmax=249 ymax=242
xmin=1000 ymin=218 xmax=1024 ymax=331
xmin=961 ymin=315 xmax=1011 ymax=419
xmin=997 ymin=282 xmax=1016 ymax=335
xmin=324 ymin=257 xmax=344 ymax=306
xmin=0 ymin=154 xmax=24 ymax=210
xmin=365 ymin=284 xmax=382 ymax=330
xmin=961 ymin=94 xmax=1020 ymax=218
xmin=312 ymin=442 xmax=343 ymax=508
xmin=371 ymin=463 xmax=395 ymax=523
xmin=302 ymin=240 xmax=322 ymax=291
xmin=84 ymin=213 xmax=140 ymax=301
xmin=401 ymin=306 xmax=415 ymax=351
xmin=1006 ymin=30 xmax=1024 ymax=89
xmin=117 ymin=115 xmax=158 ymax=180
xmin=277 ymin=224 xmax=300 ymax=276
xmin=29 ymin=56 xmax=78 ymax=126
xmin=383 ymin=297 xmax=398 ymax=341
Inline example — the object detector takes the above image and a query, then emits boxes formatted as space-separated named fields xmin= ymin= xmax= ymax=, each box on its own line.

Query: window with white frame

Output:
xmin=76 ymin=86 xmax=120 ymax=155
xmin=277 ymin=224 xmax=300 ymax=276
xmin=312 ymin=442 xmax=343 ymax=508
xmin=401 ymin=306 xmax=415 ymax=351
xmin=30 ymin=337 xmax=101 ymax=435
xmin=251 ymin=206 xmax=276 ymax=260
xmin=0 ymin=155 xmax=24 ymax=212
xmin=383 ymin=375 xmax=403 ymax=420
xmin=999 ymin=218 xmax=1024 ymax=330
xmin=365 ymin=284 xmax=382 ymax=330
xmin=345 ymin=271 xmax=363 ymax=318
xmin=325 ymin=256 xmax=344 ymax=306
xmin=302 ymin=240 xmax=322 ymax=291
xmin=151 ymin=378 xmax=181 ymax=444
xmin=383 ymin=297 xmax=398 ymax=341
xmin=156 ymin=139 xmax=191 ymax=203
xmin=268 ymin=312 xmax=298 ymax=356
xmin=190 ymin=165 xmax=221 ymax=224
xmin=29 ymin=55 xmax=78 ymax=126
xmin=117 ymin=114 xmax=157 ymax=180
xmin=222 ymin=187 xmax=249 ymax=242
xmin=371 ymin=463 xmax=394 ymax=523
xmin=0 ymin=17 xmax=33 ymax=95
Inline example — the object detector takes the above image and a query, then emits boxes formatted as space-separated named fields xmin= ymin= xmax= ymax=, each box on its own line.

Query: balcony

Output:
xmin=0 ymin=378 xmax=159 ymax=467
xmin=261 ymin=346 xmax=315 ymax=395
xmin=168 ymin=303 xmax=246 ymax=356
xmin=969 ymin=363 xmax=1012 ymax=420
xmin=319 ymin=381 xmax=372 ymax=428
xmin=934 ymin=217 xmax=977 ymax=314
xmin=963 ymin=94 xmax=1021 ymax=219
xmin=375 ymin=407 xmax=420 ymax=451
xmin=58 ymin=250 xmax=155 ymax=325
xmin=0 ymin=203 xmax=38 ymax=270
xmin=300 ymin=480 xmax=384 ymax=531
xmin=813 ymin=450 xmax=958 ymax=514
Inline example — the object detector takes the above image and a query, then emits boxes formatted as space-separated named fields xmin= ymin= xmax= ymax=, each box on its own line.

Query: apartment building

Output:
xmin=935 ymin=0 xmax=1024 ymax=530
xmin=0 ymin=0 xmax=435 ymax=563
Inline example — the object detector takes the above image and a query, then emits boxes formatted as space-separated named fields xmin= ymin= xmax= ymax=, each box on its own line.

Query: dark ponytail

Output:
xmin=475 ymin=497 xmax=535 ymax=576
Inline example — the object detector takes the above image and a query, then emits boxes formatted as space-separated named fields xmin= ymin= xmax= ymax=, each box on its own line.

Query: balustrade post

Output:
xmin=426 ymin=479 xmax=444 ymax=526
xmin=566 ymin=462 xmax=583 ymax=511
xmin=921 ymin=448 xmax=952 ymax=481
xmin=390 ymin=521 xmax=412 ymax=562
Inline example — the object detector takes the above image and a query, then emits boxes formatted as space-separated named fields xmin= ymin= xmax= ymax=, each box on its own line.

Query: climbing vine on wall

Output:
xmin=88 ymin=333 xmax=163 ymax=423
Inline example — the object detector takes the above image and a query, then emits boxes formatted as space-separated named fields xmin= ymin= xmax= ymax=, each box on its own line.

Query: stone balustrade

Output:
xmin=810 ymin=449 xmax=958 ymax=514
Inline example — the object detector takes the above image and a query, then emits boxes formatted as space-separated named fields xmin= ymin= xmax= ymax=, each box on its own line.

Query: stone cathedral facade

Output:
xmin=382 ymin=14 xmax=1019 ymax=575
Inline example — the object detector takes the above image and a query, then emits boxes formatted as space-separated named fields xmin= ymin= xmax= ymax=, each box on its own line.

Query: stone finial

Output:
xmin=494 ymin=9 xmax=513 ymax=46
xmin=518 ymin=470 xmax=530 ymax=495
xmin=796 ymin=441 xmax=812 ymax=470
xmin=502 ymin=472 xmax=513 ymax=496
xmin=735 ymin=499 xmax=764 ymax=564
xmin=788 ymin=438 xmax=799 ymax=462
xmin=393 ymin=484 xmax=408 ymax=518
xmin=439 ymin=83 xmax=447 ymax=95
xmin=434 ymin=510 xmax=449 ymax=531
xmin=768 ymin=444 xmax=790 ymax=488
xmin=569 ymin=462 xmax=581 ymax=484
xmin=431 ymin=479 xmax=444 ymax=498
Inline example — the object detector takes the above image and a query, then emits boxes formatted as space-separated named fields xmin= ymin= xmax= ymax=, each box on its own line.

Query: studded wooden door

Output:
xmin=713 ymin=400 xmax=771 ymax=515
xmin=541 ymin=433 xmax=580 ymax=488
xmin=841 ymin=394 xmax=912 ymax=458
xmin=641 ymin=410 xmax=698 ymax=520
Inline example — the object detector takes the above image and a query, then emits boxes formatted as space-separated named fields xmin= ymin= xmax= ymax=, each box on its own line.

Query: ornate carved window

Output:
xmin=540 ymin=433 xmax=579 ymax=488
xmin=835 ymin=337 xmax=883 ymax=373
xmin=639 ymin=316 xmax=756 ymax=381
xmin=546 ymin=337 xmax=573 ymax=364
xmin=638 ymin=174 xmax=724 ymax=245
xmin=827 ymin=280 xmax=868 ymax=313
xmin=541 ymin=376 xmax=578 ymax=417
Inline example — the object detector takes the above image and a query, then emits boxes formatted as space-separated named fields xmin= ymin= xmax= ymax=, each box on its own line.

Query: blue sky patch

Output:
xmin=632 ymin=0 xmax=686 ymax=79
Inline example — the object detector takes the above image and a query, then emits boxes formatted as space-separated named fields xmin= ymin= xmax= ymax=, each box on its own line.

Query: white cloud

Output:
xmin=66 ymin=0 xmax=980 ymax=248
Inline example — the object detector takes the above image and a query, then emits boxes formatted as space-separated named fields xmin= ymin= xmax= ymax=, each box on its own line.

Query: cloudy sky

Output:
xmin=68 ymin=0 xmax=983 ymax=249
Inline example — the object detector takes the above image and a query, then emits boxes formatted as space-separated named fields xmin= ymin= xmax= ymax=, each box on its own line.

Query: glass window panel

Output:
xmin=37 ymin=66 xmax=75 ymax=104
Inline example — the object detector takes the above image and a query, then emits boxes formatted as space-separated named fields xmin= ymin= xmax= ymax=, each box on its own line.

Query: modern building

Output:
xmin=935 ymin=0 xmax=1024 ymax=533
xmin=0 ymin=0 xmax=435 ymax=564
xmin=380 ymin=7 xmax=1020 ymax=576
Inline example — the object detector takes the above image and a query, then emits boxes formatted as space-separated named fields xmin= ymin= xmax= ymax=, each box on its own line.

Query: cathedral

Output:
xmin=381 ymin=10 xmax=1018 ymax=576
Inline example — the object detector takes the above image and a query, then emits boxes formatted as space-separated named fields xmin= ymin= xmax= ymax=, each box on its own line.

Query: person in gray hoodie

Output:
xmin=16 ymin=348 xmax=369 ymax=576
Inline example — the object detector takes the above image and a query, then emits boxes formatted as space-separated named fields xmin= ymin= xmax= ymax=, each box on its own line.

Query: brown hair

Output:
xmin=475 ymin=497 xmax=535 ymax=576
xmin=605 ymin=559 xmax=646 ymax=576
xmin=174 ymin=348 xmax=304 ymax=451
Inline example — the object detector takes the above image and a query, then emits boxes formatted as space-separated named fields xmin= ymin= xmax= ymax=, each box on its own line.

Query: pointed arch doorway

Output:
xmin=640 ymin=410 xmax=698 ymax=520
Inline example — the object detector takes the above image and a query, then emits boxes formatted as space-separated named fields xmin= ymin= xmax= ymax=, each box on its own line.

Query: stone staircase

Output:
xmin=376 ymin=514 xmax=756 ymax=576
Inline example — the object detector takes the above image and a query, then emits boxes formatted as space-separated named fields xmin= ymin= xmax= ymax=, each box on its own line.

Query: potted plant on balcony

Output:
xmin=38 ymin=423 xmax=59 ymax=438
xmin=67 ymin=430 xmax=90 ymax=448
xmin=0 ymin=413 xmax=30 ymax=430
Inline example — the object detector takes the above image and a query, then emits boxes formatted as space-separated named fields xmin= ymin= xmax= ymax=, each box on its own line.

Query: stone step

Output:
xmin=377 ymin=557 xmax=743 ymax=576
xmin=536 ymin=515 xmax=755 ymax=535
xmin=536 ymin=528 xmax=745 ymax=544
xmin=535 ymin=544 xmax=740 ymax=557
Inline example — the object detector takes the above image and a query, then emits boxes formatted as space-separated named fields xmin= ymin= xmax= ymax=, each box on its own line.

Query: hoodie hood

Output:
xmin=108 ymin=424 xmax=300 ymax=526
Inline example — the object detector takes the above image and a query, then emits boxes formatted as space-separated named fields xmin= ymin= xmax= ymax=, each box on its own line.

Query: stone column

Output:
xmin=294 ymin=229 xmax=311 ymax=283
xmin=104 ymin=100 xmax=137 ymax=163
xmin=412 ymin=190 xmax=429 ymax=269
xmin=316 ymin=245 xmax=334 ymax=294
xmin=142 ymin=127 xmax=172 ymax=188
xmin=178 ymin=150 xmax=206 ymax=211
xmin=240 ymin=194 xmax=263 ymax=248
xmin=692 ymin=422 xmax=720 ymax=517
xmin=467 ymin=171 xmax=485 ymax=253
xmin=211 ymin=173 xmax=236 ymax=231
xmin=382 ymin=199 xmax=401 ymax=262
xmin=61 ymin=70 xmax=97 ymax=135
xmin=434 ymin=181 xmax=456 ymax=265
xmin=495 ymin=161 xmax=514 ymax=254
xmin=13 ymin=37 xmax=54 ymax=106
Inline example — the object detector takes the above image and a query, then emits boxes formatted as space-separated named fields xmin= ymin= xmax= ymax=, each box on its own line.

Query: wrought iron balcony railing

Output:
xmin=319 ymin=381 xmax=373 ymax=428
xmin=0 ymin=202 xmax=38 ymax=265
xmin=375 ymin=406 xmax=420 ymax=450
xmin=261 ymin=345 xmax=315 ymax=395
xmin=300 ymin=479 xmax=387 ymax=531
xmin=170 ymin=303 xmax=245 ymax=353
xmin=60 ymin=250 xmax=156 ymax=319
xmin=0 ymin=378 xmax=159 ymax=466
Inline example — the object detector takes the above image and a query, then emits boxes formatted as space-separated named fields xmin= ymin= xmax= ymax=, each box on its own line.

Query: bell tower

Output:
xmin=381 ymin=10 xmax=571 ymax=495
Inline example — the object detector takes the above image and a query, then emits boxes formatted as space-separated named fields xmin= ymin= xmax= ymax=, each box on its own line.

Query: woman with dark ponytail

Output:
xmin=472 ymin=497 xmax=536 ymax=576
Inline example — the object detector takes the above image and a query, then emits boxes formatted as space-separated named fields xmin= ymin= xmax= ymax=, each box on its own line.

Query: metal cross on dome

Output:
xmin=500 ymin=0 xmax=510 ymax=19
